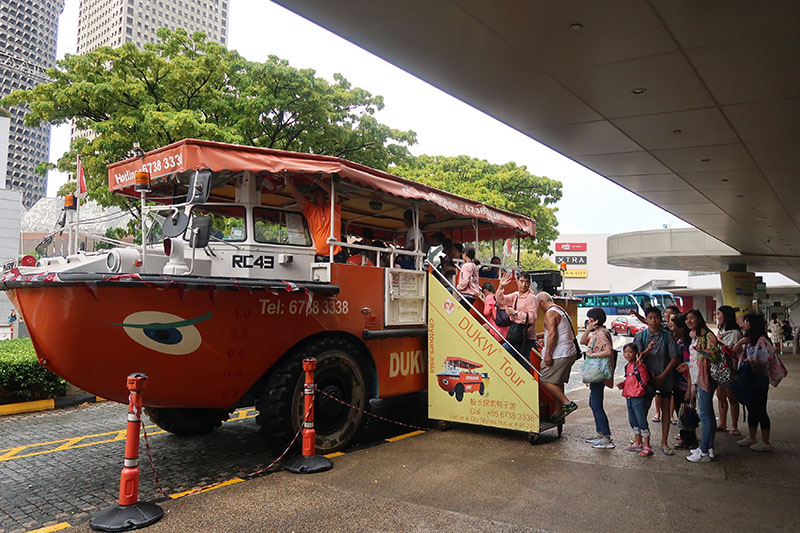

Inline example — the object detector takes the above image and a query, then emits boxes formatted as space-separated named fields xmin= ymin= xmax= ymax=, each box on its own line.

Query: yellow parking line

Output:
xmin=324 ymin=451 xmax=345 ymax=458
xmin=24 ymin=522 xmax=71 ymax=533
xmin=170 ymin=477 xmax=244 ymax=499
xmin=385 ymin=430 xmax=425 ymax=442
xmin=0 ymin=408 xmax=258 ymax=463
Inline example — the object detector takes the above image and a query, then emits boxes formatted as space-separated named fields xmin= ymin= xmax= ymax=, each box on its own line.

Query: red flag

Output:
xmin=503 ymin=238 xmax=512 ymax=257
xmin=77 ymin=155 xmax=87 ymax=198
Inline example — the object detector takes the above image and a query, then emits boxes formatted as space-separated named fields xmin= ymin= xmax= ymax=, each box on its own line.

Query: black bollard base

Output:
xmin=282 ymin=454 xmax=333 ymax=474
xmin=90 ymin=501 xmax=164 ymax=532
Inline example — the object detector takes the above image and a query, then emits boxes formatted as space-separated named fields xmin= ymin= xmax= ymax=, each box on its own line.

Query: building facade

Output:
xmin=76 ymin=0 xmax=229 ymax=53
xmin=0 ymin=0 xmax=64 ymax=209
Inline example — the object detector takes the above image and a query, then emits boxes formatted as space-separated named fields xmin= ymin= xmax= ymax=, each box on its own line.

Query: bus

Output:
xmin=576 ymin=291 xmax=679 ymax=328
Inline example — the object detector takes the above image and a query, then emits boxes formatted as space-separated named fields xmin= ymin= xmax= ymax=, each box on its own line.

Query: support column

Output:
xmin=720 ymin=266 xmax=755 ymax=322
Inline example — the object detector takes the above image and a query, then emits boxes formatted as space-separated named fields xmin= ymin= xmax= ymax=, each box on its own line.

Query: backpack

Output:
xmin=731 ymin=362 xmax=755 ymax=407
xmin=622 ymin=361 xmax=649 ymax=398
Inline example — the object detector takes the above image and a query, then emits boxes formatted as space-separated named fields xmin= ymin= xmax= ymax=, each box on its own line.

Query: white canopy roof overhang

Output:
xmin=276 ymin=1 xmax=800 ymax=281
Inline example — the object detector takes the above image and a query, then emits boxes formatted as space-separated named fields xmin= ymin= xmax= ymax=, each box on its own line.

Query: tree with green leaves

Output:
xmin=2 ymin=29 xmax=416 ymax=212
xmin=393 ymin=155 xmax=561 ymax=256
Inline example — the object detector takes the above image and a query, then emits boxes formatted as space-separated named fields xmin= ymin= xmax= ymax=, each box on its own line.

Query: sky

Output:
xmin=49 ymin=0 xmax=688 ymax=236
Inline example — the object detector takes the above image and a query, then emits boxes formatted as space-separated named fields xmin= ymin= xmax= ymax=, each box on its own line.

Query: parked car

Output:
xmin=610 ymin=316 xmax=646 ymax=336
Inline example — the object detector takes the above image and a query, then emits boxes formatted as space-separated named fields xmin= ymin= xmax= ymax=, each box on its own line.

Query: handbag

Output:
xmin=731 ymin=361 xmax=755 ymax=407
xmin=505 ymin=299 xmax=527 ymax=352
xmin=494 ymin=307 xmax=512 ymax=327
xmin=679 ymin=398 xmax=700 ymax=429
xmin=581 ymin=355 xmax=612 ymax=383
xmin=710 ymin=346 xmax=734 ymax=387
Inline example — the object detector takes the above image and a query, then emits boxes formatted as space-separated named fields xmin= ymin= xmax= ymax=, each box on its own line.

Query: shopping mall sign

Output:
xmin=555 ymin=255 xmax=587 ymax=265
xmin=427 ymin=273 xmax=539 ymax=432
xmin=555 ymin=242 xmax=587 ymax=252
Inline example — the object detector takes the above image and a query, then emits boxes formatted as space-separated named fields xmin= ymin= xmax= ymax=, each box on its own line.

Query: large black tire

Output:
xmin=454 ymin=384 xmax=464 ymax=402
xmin=479 ymin=383 xmax=485 ymax=395
xmin=144 ymin=407 xmax=230 ymax=436
xmin=256 ymin=336 xmax=370 ymax=454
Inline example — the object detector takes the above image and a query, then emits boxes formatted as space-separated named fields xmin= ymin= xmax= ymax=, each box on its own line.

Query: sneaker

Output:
xmin=689 ymin=447 xmax=715 ymax=458
xmin=561 ymin=401 xmax=578 ymax=418
xmin=584 ymin=433 xmax=603 ymax=443
xmin=737 ymin=437 xmax=758 ymax=447
xmin=750 ymin=441 xmax=774 ymax=452
xmin=686 ymin=452 xmax=711 ymax=463
xmin=592 ymin=438 xmax=615 ymax=449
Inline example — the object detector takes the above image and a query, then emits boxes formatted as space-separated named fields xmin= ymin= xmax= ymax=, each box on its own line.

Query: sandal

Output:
xmin=639 ymin=446 xmax=654 ymax=457
xmin=651 ymin=417 xmax=661 ymax=423
xmin=661 ymin=447 xmax=675 ymax=456
xmin=624 ymin=443 xmax=643 ymax=452
xmin=730 ymin=429 xmax=741 ymax=436
xmin=670 ymin=419 xmax=678 ymax=426
xmin=716 ymin=426 xmax=728 ymax=432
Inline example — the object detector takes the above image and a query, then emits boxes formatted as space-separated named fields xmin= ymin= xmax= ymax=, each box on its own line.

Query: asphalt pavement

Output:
xmin=2 ymin=336 xmax=798 ymax=532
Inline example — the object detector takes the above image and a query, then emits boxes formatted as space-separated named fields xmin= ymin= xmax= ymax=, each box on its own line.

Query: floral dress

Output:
xmin=688 ymin=330 xmax=720 ymax=393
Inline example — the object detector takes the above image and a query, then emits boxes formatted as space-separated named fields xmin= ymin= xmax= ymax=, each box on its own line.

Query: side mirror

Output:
xmin=187 ymin=170 xmax=211 ymax=204
xmin=189 ymin=216 xmax=211 ymax=248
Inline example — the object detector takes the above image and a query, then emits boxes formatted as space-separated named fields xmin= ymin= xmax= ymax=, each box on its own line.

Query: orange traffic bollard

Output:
xmin=282 ymin=358 xmax=333 ymax=474
xmin=91 ymin=373 xmax=164 ymax=531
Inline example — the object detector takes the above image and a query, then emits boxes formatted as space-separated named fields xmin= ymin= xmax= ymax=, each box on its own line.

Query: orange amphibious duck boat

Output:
xmin=1 ymin=139 xmax=540 ymax=452
xmin=436 ymin=357 xmax=489 ymax=402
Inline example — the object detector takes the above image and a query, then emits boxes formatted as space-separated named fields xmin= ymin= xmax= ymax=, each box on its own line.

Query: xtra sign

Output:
xmin=555 ymin=242 xmax=587 ymax=252
xmin=555 ymin=255 xmax=587 ymax=265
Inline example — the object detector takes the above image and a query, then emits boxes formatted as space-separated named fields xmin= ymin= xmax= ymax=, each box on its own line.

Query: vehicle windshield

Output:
xmin=653 ymin=293 xmax=677 ymax=310
xmin=189 ymin=205 xmax=246 ymax=242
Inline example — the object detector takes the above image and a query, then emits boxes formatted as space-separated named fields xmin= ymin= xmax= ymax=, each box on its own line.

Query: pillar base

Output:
xmin=90 ymin=501 xmax=164 ymax=532
xmin=282 ymin=454 xmax=333 ymax=474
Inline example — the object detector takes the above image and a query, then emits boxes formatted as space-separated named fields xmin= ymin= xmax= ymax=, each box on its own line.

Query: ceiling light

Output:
xmin=569 ymin=23 xmax=583 ymax=31
xmin=700 ymin=158 xmax=711 ymax=163
xmin=631 ymin=88 xmax=646 ymax=95
xmin=672 ymin=129 xmax=683 ymax=134
xmin=721 ymin=178 xmax=729 ymax=182
xmin=736 ymin=194 xmax=744 ymax=198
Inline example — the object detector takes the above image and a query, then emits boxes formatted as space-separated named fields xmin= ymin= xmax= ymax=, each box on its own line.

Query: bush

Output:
xmin=0 ymin=339 xmax=67 ymax=404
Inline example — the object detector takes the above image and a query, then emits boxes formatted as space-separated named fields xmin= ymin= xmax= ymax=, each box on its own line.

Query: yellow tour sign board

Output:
xmin=427 ymin=273 xmax=539 ymax=433
xmin=563 ymin=269 xmax=587 ymax=278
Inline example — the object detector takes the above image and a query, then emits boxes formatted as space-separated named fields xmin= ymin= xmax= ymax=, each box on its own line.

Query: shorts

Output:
xmin=540 ymin=355 xmax=576 ymax=384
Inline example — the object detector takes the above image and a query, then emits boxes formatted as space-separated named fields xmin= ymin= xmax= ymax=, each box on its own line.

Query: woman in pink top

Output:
xmin=456 ymin=247 xmax=482 ymax=308
xmin=481 ymin=282 xmax=509 ymax=343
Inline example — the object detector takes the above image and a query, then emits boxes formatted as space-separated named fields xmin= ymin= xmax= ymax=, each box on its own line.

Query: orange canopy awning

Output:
xmin=107 ymin=139 xmax=536 ymax=238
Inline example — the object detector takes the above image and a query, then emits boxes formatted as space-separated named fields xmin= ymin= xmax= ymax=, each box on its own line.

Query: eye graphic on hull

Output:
xmin=107 ymin=311 xmax=211 ymax=355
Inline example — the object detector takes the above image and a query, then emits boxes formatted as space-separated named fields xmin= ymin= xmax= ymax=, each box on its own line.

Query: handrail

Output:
xmin=428 ymin=260 xmax=542 ymax=377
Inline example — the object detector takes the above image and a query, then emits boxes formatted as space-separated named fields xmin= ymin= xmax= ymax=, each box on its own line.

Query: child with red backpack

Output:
xmin=618 ymin=343 xmax=653 ymax=456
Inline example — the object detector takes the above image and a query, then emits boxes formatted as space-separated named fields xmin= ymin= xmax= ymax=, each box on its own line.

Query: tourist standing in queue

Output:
xmin=283 ymin=176 xmax=344 ymax=262
xmin=537 ymin=292 xmax=579 ymax=420
xmin=580 ymin=307 xmax=615 ymax=449
xmin=456 ymin=247 xmax=482 ymax=308
xmin=670 ymin=314 xmax=698 ymax=450
xmin=716 ymin=305 xmax=743 ymax=435
xmin=733 ymin=313 xmax=780 ymax=452
xmin=769 ymin=313 xmax=783 ymax=353
xmin=633 ymin=307 xmax=680 ymax=456
xmin=496 ymin=271 xmax=538 ymax=366
xmin=683 ymin=309 xmax=720 ymax=463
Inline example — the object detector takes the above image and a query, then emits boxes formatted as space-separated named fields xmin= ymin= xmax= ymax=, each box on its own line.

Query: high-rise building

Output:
xmin=72 ymin=1 xmax=230 ymax=142
xmin=76 ymin=0 xmax=229 ymax=54
xmin=0 ymin=0 xmax=64 ymax=209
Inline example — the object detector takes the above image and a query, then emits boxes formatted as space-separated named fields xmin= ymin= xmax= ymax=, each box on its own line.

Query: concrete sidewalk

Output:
xmin=74 ymin=355 xmax=800 ymax=532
